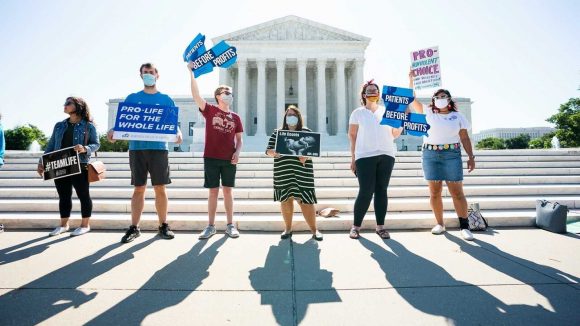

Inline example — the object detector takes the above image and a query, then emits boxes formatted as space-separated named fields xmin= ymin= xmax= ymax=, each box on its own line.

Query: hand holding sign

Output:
xmin=184 ymin=34 xmax=238 ymax=78
xmin=380 ymin=85 xmax=430 ymax=137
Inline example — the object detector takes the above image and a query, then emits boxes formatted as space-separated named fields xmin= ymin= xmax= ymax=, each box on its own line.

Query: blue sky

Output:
xmin=0 ymin=0 xmax=578 ymax=135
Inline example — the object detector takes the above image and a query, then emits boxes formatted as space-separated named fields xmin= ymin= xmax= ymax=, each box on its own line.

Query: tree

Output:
xmin=505 ymin=134 xmax=530 ymax=149
xmin=529 ymin=132 xmax=555 ymax=149
xmin=547 ymin=98 xmax=580 ymax=148
xmin=476 ymin=137 xmax=505 ymax=150
xmin=97 ymin=134 xmax=129 ymax=152
xmin=4 ymin=124 xmax=47 ymax=150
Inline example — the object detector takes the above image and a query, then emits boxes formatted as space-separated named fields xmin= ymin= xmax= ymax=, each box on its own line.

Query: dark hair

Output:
xmin=214 ymin=85 xmax=232 ymax=103
xmin=429 ymin=89 xmax=457 ymax=113
xmin=139 ymin=63 xmax=158 ymax=74
xmin=66 ymin=96 xmax=94 ymax=123
xmin=280 ymin=105 xmax=304 ymax=131
xmin=360 ymin=79 xmax=380 ymax=105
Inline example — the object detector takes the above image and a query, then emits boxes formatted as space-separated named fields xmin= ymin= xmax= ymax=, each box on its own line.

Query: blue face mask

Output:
xmin=142 ymin=73 xmax=156 ymax=87
xmin=286 ymin=115 xmax=299 ymax=126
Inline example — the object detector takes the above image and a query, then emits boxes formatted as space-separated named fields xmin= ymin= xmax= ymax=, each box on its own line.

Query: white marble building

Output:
xmin=107 ymin=15 xmax=473 ymax=152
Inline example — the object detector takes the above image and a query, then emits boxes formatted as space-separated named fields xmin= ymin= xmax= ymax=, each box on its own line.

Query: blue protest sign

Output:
xmin=186 ymin=37 xmax=238 ymax=78
xmin=112 ymin=102 xmax=179 ymax=142
xmin=183 ymin=33 xmax=206 ymax=62
xmin=380 ymin=85 xmax=430 ymax=137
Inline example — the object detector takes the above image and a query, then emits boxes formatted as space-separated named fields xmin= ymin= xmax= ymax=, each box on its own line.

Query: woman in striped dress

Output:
xmin=265 ymin=105 xmax=323 ymax=241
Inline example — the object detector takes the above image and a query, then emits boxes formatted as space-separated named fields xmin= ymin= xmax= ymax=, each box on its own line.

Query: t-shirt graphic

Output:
xmin=201 ymin=103 xmax=243 ymax=160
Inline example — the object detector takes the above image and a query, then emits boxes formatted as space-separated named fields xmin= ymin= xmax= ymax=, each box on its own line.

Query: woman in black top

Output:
xmin=265 ymin=105 xmax=322 ymax=241
xmin=37 ymin=97 xmax=100 ymax=237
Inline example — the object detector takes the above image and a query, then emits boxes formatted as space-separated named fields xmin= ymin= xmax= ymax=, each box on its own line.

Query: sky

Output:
xmin=0 ymin=0 xmax=578 ymax=135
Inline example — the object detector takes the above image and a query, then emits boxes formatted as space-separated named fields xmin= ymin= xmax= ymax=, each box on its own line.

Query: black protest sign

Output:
xmin=275 ymin=130 xmax=321 ymax=157
xmin=42 ymin=147 xmax=81 ymax=180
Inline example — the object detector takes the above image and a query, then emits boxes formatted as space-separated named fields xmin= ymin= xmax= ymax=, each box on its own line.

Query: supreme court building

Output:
xmin=107 ymin=15 xmax=472 ymax=152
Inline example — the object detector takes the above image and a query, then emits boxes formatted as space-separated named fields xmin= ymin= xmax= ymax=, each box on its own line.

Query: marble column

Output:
xmin=297 ymin=58 xmax=308 ymax=126
xmin=276 ymin=58 xmax=285 ymax=127
xmin=354 ymin=58 xmax=365 ymax=110
xmin=236 ymin=58 xmax=247 ymax=133
xmin=336 ymin=58 xmax=347 ymax=134
xmin=256 ymin=58 xmax=267 ymax=136
xmin=316 ymin=58 xmax=327 ymax=135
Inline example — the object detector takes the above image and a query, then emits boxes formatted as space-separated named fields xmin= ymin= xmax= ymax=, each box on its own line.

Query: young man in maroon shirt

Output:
xmin=187 ymin=63 xmax=243 ymax=239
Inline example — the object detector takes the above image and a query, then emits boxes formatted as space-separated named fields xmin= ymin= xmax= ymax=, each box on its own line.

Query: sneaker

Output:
xmin=158 ymin=223 xmax=175 ymax=240
xmin=49 ymin=225 xmax=69 ymax=236
xmin=312 ymin=230 xmax=323 ymax=241
xmin=280 ymin=230 xmax=293 ymax=239
xmin=0 ymin=224 xmax=4 ymax=233
xmin=121 ymin=225 xmax=141 ymax=243
xmin=70 ymin=226 xmax=90 ymax=237
xmin=461 ymin=229 xmax=474 ymax=241
xmin=225 ymin=224 xmax=240 ymax=238
xmin=199 ymin=225 xmax=216 ymax=239
xmin=431 ymin=224 xmax=446 ymax=235
xmin=349 ymin=227 xmax=360 ymax=239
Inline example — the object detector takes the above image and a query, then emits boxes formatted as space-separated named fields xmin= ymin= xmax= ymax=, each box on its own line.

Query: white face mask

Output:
xmin=434 ymin=98 xmax=449 ymax=109
xmin=221 ymin=94 xmax=233 ymax=105
xmin=286 ymin=115 xmax=299 ymax=126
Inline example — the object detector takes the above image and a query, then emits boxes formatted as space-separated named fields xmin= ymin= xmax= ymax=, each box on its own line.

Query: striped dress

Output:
xmin=266 ymin=128 xmax=317 ymax=204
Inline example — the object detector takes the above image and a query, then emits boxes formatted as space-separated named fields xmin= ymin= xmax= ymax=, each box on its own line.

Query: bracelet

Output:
xmin=468 ymin=155 xmax=475 ymax=159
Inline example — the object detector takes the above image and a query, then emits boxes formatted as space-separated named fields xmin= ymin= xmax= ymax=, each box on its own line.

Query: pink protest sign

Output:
xmin=411 ymin=46 xmax=441 ymax=90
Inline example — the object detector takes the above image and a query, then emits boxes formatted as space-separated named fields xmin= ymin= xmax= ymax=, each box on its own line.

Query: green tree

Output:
xmin=5 ymin=124 xmax=47 ymax=150
xmin=97 ymin=134 xmax=129 ymax=152
xmin=547 ymin=98 xmax=580 ymax=148
xmin=529 ymin=132 xmax=555 ymax=149
xmin=476 ymin=137 xmax=506 ymax=150
xmin=505 ymin=134 xmax=531 ymax=149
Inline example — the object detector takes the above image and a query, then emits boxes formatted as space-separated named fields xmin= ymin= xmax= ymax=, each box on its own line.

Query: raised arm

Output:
xmin=187 ymin=63 xmax=207 ymax=111
xmin=408 ymin=69 xmax=423 ymax=114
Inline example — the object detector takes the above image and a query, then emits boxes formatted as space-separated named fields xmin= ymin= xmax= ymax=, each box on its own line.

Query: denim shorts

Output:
xmin=421 ymin=148 xmax=464 ymax=182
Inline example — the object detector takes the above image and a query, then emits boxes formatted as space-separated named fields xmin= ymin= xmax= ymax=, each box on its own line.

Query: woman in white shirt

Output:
xmin=409 ymin=73 xmax=476 ymax=240
xmin=348 ymin=80 xmax=403 ymax=239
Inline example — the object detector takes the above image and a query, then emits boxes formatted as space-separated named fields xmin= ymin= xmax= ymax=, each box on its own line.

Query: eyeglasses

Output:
xmin=220 ymin=91 xmax=232 ymax=95
xmin=64 ymin=101 xmax=74 ymax=106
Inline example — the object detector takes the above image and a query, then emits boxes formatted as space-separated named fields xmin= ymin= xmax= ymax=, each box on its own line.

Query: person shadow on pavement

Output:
xmin=359 ymin=237 xmax=561 ymax=325
xmin=250 ymin=239 xmax=341 ymax=326
xmin=0 ymin=237 xmax=156 ymax=326
xmin=444 ymin=232 xmax=580 ymax=324
xmin=85 ymin=235 xmax=228 ymax=325
xmin=0 ymin=234 xmax=71 ymax=266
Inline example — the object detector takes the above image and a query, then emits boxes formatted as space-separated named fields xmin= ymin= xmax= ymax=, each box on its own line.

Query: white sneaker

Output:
xmin=225 ymin=224 xmax=240 ymax=238
xmin=199 ymin=225 xmax=217 ymax=239
xmin=461 ymin=229 xmax=474 ymax=241
xmin=49 ymin=225 xmax=69 ymax=236
xmin=431 ymin=224 xmax=446 ymax=235
xmin=70 ymin=226 xmax=90 ymax=237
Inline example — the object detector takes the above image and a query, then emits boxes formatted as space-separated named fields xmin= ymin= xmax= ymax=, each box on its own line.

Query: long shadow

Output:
xmin=85 ymin=235 xmax=228 ymax=325
xmin=359 ymin=237 xmax=563 ymax=325
xmin=0 ymin=234 xmax=73 ymax=265
xmin=0 ymin=237 xmax=156 ymax=326
xmin=249 ymin=239 xmax=341 ymax=326
xmin=445 ymin=232 xmax=580 ymax=323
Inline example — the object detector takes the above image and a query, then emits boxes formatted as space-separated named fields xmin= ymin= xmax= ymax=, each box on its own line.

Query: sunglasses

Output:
xmin=64 ymin=101 xmax=74 ymax=106
xmin=220 ymin=91 xmax=232 ymax=95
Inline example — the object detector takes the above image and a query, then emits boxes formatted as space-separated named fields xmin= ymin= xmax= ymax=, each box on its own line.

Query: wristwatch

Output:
xmin=468 ymin=155 xmax=476 ymax=159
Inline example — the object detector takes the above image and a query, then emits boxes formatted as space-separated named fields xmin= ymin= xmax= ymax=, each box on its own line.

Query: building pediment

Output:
xmin=214 ymin=15 xmax=370 ymax=43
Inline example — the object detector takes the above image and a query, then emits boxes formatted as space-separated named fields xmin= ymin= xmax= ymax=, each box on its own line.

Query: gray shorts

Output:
xmin=129 ymin=150 xmax=171 ymax=186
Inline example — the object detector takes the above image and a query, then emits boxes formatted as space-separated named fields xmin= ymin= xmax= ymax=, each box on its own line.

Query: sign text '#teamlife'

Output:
xmin=44 ymin=156 xmax=78 ymax=172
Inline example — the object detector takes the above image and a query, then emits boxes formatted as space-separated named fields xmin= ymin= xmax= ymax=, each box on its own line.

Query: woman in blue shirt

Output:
xmin=37 ymin=97 xmax=100 ymax=237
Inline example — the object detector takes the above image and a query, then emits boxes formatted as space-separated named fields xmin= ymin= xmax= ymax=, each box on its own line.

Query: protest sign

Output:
xmin=184 ymin=34 xmax=238 ymax=78
xmin=112 ymin=102 xmax=179 ymax=142
xmin=411 ymin=46 xmax=441 ymax=90
xmin=380 ymin=85 xmax=430 ymax=137
xmin=42 ymin=147 xmax=81 ymax=180
xmin=274 ymin=130 xmax=321 ymax=157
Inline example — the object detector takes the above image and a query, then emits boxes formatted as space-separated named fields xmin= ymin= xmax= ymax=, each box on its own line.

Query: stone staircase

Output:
xmin=1 ymin=149 xmax=579 ymax=231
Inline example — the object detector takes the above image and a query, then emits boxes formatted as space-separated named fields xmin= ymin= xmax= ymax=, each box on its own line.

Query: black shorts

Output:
xmin=129 ymin=150 xmax=171 ymax=186
xmin=204 ymin=158 xmax=237 ymax=188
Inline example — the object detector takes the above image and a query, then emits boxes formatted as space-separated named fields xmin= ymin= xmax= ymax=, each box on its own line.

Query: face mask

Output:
xmin=434 ymin=98 xmax=449 ymax=109
xmin=286 ymin=115 xmax=299 ymax=126
xmin=365 ymin=96 xmax=379 ymax=103
xmin=221 ymin=94 xmax=233 ymax=105
xmin=142 ymin=73 xmax=156 ymax=87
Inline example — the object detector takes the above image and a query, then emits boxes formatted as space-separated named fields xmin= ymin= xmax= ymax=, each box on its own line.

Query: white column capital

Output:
xmin=297 ymin=58 xmax=308 ymax=66
xmin=276 ymin=58 xmax=286 ymax=67
xmin=316 ymin=58 xmax=327 ymax=66
xmin=335 ymin=58 xmax=347 ymax=65
xmin=256 ymin=58 xmax=267 ymax=67
xmin=237 ymin=58 xmax=247 ymax=67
